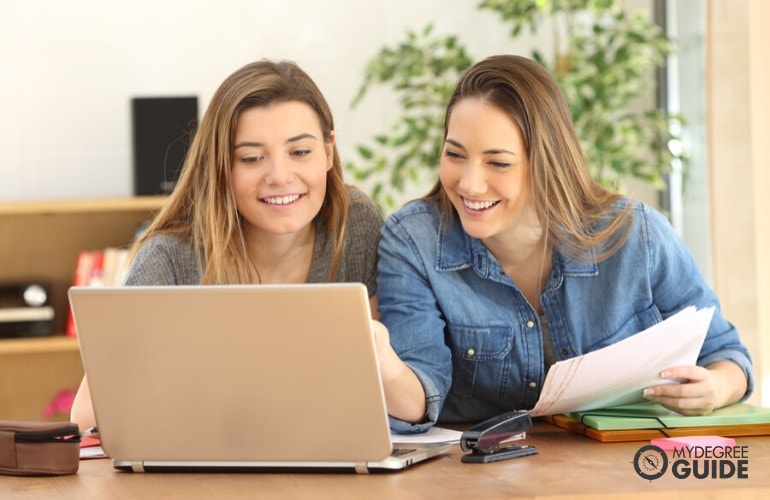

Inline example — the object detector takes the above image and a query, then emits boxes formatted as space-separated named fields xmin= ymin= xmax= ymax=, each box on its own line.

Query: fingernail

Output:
xmin=660 ymin=371 xmax=670 ymax=378
xmin=643 ymin=388 xmax=654 ymax=397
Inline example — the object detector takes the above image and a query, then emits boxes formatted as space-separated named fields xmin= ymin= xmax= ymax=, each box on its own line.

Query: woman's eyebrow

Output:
xmin=233 ymin=133 xmax=318 ymax=150
xmin=233 ymin=141 xmax=263 ymax=150
xmin=445 ymin=138 xmax=466 ymax=150
xmin=286 ymin=133 xmax=317 ymax=143
xmin=445 ymin=138 xmax=516 ymax=156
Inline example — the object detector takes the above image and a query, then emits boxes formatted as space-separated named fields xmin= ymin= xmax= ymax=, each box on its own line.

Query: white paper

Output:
xmin=530 ymin=306 xmax=715 ymax=417
xmin=80 ymin=445 xmax=107 ymax=459
xmin=391 ymin=426 xmax=462 ymax=444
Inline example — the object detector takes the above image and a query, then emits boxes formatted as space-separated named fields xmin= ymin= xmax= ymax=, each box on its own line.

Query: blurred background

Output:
xmin=0 ymin=0 xmax=767 ymax=410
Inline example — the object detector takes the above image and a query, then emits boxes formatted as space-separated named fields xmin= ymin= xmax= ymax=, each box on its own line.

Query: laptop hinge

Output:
xmin=354 ymin=463 xmax=369 ymax=474
xmin=130 ymin=461 xmax=145 ymax=473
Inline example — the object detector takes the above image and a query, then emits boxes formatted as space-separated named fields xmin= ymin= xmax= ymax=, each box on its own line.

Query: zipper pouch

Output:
xmin=0 ymin=421 xmax=80 ymax=476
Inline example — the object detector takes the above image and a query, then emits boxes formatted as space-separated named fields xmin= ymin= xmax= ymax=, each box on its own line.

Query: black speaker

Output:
xmin=131 ymin=96 xmax=198 ymax=195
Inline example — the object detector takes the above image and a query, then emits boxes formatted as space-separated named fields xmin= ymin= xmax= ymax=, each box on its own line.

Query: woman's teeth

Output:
xmin=263 ymin=194 xmax=301 ymax=205
xmin=464 ymin=199 xmax=497 ymax=210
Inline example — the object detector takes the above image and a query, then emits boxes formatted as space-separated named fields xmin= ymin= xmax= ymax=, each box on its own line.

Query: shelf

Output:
xmin=0 ymin=335 xmax=80 ymax=355
xmin=0 ymin=196 xmax=167 ymax=215
xmin=0 ymin=196 xmax=166 ymax=420
xmin=0 ymin=196 xmax=167 ymax=334
xmin=0 ymin=335 xmax=84 ymax=421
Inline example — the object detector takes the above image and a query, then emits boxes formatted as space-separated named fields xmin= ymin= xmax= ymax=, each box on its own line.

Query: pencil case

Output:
xmin=0 ymin=421 xmax=80 ymax=476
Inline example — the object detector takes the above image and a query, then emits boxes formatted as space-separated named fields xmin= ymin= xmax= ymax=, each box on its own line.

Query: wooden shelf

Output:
xmin=0 ymin=196 xmax=166 ymax=333
xmin=0 ymin=335 xmax=80 ymax=355
xmin=0 ymin=196 xmax=167 ymax=215
xmin=0 ymin=196 xmax=166 ymax=420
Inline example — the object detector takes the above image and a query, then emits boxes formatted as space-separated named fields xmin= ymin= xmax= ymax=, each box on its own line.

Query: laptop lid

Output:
xmin=70 ymin=284 xmax=448 ymax=472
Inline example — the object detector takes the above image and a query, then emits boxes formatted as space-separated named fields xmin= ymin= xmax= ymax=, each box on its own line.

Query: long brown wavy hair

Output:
xmin=135 ymin=60 xmax=349 ymax=283
xmin=426 ymin=54 xmax=632 ymax=262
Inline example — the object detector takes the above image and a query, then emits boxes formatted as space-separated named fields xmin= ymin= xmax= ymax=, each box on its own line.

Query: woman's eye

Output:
xmin=444 ymin=149 xmax=463 ymax=159
xmin=291 ymin=149 xmax=311 ymax=157
xmin=239 ymin=155 xmax=262 ymax=164
xmin=489 ymin=161 xmax=511 ymax=168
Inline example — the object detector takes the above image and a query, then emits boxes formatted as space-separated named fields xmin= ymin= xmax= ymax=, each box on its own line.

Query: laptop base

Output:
xmin=113 ymin=443 xmax=453 ymax=474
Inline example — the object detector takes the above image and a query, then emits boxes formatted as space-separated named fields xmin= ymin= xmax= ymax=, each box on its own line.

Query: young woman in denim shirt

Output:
xmin=372 ymin=55 xmax=753 ymax=432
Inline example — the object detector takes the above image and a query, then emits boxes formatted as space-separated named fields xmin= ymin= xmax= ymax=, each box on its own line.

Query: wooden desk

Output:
xmin=3 ymin=422 xmax=769 ymax=499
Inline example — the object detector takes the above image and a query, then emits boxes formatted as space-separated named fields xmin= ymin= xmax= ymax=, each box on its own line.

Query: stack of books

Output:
xmin=64 ymin=247 xmax=131 ymax=337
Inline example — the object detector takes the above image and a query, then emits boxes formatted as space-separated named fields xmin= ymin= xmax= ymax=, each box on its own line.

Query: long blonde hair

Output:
xmin=135 ymin=60 xmax=349 ymax=283
xmin=426 ymin=54 xmax=632 ymax=262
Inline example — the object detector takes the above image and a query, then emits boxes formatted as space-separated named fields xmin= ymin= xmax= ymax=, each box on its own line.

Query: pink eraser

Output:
xmin=651 ymin=436 xmax=736 ymax=451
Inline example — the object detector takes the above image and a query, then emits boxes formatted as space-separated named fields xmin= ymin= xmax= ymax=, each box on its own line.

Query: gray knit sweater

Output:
xmin=124 ymin=186 xmax=384 ymax=296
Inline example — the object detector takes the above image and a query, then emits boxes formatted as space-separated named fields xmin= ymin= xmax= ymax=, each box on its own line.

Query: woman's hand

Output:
xmin=643 ymin=361 xmax=748 ymax=415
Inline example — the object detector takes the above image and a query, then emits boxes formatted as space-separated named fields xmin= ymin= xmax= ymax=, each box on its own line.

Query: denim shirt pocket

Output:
xmin=586 ymin=304 xmax=663 ymax=351
xmin=448 ymin=325 xmax=513 ymax=402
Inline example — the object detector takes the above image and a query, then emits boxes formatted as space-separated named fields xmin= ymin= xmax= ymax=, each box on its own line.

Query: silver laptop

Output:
xmin=69 ymin=283 xmax=452 ymax=473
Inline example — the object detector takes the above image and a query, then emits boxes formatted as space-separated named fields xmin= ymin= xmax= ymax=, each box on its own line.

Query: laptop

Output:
xmin=69 ymin=283 xmax=453 ymax=473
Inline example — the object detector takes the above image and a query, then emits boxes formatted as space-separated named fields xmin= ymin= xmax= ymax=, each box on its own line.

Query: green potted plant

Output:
xmin=347 ymin=24 xmax=473 ymax=210
xmin=348 ymin=0 xmax=685 ymax=212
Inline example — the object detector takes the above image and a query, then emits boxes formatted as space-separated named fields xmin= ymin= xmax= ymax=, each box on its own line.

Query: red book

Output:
xmin=65 ymin=250 xmax=104 ymax=337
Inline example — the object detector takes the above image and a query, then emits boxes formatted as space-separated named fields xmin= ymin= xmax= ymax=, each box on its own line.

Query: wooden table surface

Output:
xmin=3 ymin=421 xmax=769 ymax=499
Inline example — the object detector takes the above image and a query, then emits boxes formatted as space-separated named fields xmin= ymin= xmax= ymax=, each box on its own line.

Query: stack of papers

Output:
xmin=390 ymin=426 xmax=462 ymax=444
xmin=531 ymin=306 xmax=715 ymax=417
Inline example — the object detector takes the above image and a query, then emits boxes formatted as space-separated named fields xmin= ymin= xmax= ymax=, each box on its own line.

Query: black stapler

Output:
xmin=460 ymin=410 xmax=539 ymax=463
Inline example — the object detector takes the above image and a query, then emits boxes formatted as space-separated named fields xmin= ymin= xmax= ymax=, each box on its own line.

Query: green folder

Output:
xmin=567 ymin=403 xmax=770 ymax=431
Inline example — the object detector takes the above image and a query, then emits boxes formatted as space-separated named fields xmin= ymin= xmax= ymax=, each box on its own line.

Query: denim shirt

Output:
xmin=377 ymin=199 xmax=754 ymax=433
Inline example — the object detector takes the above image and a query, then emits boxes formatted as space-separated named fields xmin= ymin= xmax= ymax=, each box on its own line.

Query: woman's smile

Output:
xmin=461 ymin=196 xmax=501 ymax=213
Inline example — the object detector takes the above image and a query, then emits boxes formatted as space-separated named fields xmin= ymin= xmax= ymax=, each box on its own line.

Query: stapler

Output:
xmin=460 ymin=410 xmax=539 ymax=463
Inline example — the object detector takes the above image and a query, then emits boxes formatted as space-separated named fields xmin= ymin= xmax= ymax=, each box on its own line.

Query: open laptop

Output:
xmin=69 ymin=283 xmax=453 ymax=473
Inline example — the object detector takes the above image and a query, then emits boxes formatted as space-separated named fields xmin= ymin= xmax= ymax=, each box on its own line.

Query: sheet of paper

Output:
xmin=530 ymin=306 xmax=714 ymax=417
xmin=80 ymin=445 xmax=107 ymax=460
xmin=391 ymin=426 xmax=462 ymax=444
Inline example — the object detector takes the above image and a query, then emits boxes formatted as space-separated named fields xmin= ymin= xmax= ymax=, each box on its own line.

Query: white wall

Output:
xmin=0 ymin=0 xmax=522 ymax=201
xmin=666 ymin=0 xmax=712 ymax=284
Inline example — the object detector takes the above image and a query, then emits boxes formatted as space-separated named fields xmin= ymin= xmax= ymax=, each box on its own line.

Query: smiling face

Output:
xmin=230 ymin=100 xmax=333 ymax=241
xmin=439 ymin=98 xmax=537 ymax=248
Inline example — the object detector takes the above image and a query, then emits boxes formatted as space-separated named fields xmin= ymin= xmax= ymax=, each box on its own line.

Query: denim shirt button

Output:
xmin=528 ymin=381 xmax=537 ymax=388
xmin=526 ymin=320 xmax=535 ymax=329
xmin=467 ymin=348 xmax=475 ymax=356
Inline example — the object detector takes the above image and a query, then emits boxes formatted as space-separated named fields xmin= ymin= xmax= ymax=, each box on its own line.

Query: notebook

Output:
xmin=68 ymin=284 xmax=453 ymax=473
xmin=542 ymin=402 xmax=770 ymax=443
xmin=568 ymin=402 xmax=770 ymax=431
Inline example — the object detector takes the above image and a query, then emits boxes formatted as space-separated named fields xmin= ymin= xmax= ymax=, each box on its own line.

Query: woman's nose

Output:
xmin=458 ymin=163 xmax=486 ymax=196
xmin=263 ymin=156 xmax=295 ymax=184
